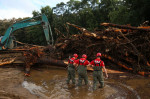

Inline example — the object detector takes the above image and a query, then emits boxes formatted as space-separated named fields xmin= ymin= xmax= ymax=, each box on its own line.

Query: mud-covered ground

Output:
xmin=0 ymin=66 xmax=150 ymax=99
xmin=0 ymin=67 xmax=38 ymax=99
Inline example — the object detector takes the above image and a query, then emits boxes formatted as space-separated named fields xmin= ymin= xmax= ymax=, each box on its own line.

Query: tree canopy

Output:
xmin=0 ymin=0 xmax=149 ymax=45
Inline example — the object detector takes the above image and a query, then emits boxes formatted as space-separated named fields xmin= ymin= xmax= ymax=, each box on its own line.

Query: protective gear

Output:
xmin=73 ymin=53 xmax=78 ymax=58
xmin=94 ymin=60 xmax=101 ymax=66
xmin=68 ymin=58 xmax=75 ymax=64
xmin=90 ymin=58 xmax=105 ymax=90
xmin=66 ymin=64 xmax=76 ymax=84
xmin=77 ymin=65 xmax=88 ymax=86
xmin=76 ymin=58 xmax=89 ymax=86
xmin=67 ymin=58 xmax=76 ymax=84
xmin=96 ymin=53 xmax=102 ymax=57
xmin=79 ymin=59 xmax=86 ymax=65
xmin=93 ymin=71 xmax=104 ymax=90
xmin=82 ymin=54 xmax=87 ymax=59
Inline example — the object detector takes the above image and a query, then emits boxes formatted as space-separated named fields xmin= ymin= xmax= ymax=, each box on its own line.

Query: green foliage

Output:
xmin=109 ymin=0 xmax=150 ymax=25
xmin=109 ymin=5 xmax=130 ymax=24
xmin=0 ymin=0 xmax=149 ymax=45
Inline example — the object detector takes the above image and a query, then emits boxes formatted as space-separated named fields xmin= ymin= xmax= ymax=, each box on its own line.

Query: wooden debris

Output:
xmin=54 ymin=22 xmax=150 ymax=76
xmin=101 ymin=23 xmax=150 ymax=32
xmin=0 ymin=58 xmax=16 ymax=66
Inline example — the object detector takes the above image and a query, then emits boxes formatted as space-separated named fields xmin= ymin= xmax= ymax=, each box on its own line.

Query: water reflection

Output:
xmin=22 ymin=68 xmax=141 ymax=99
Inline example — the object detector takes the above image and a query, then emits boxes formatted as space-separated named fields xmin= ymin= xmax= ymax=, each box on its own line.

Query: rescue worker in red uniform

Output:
xmin=66 ymin=54 xmax=78 ymax=84
xmin=90 ymin=53 xmax=108 ymax=90
xmin=75 ymin=54 xmax=90 ymax=86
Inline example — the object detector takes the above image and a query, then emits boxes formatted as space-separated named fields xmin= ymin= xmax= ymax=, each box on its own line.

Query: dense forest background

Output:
xmin=0 ymin=0 xmax=150 ymax=45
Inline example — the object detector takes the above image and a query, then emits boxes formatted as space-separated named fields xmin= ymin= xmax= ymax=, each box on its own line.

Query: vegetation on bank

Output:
xmin=0 ymin=0 xmax=150 ymax=45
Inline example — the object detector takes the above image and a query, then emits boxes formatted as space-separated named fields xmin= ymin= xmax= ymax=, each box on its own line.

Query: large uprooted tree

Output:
xmin=54 ymin=22 xmax=150 ymax=76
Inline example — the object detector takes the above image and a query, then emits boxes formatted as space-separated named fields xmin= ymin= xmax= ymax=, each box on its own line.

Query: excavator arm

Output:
xmin=0 ymin=14 xmax=54 ymax=50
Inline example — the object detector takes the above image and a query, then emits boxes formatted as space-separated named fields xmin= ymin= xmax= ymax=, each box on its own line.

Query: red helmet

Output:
xmin=96 ymin=53 xmax=102 ymax=57
xmin=82 ymin=54 xmax=87 ymax=59
xmin=73 ymin=53 xmax=78 ymax=58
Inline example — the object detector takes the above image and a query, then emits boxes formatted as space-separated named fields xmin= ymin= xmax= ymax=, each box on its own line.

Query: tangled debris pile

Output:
xmin=0 ymin=22 xmax=149 ymax=77
xmin=0 ymin=43 xmax=67 ymax=75
xmin=54 ymin=22 xmax=150 ymax=76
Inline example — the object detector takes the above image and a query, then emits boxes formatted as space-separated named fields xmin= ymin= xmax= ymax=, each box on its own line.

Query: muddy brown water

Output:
xmin=22 ymin=66 xmax=150 ymax=99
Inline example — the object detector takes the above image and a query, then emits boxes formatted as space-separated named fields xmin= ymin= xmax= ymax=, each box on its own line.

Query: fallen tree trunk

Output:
xmin=38 ymin=58 xmax=67 ymax=67
xmin=53 ymin=22 xmax=150 ymax=77
xmin=101 ymin=23 xmax=150 ymax=32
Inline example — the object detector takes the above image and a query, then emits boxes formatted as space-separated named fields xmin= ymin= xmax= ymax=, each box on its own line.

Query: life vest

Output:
xmin=93 ymin=59 xmax=102 ymax=71
xmin=69 ymin=58 xmax=75 ymax=64
xmin=94 ymin=60 xmax=101 ymax=66
xmin=79 ymin=59 xmax=86 ymax=65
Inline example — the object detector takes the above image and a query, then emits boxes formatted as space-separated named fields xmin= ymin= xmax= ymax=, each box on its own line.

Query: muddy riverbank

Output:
xmin=0 ymin=66 xmax=150 ymax=99
xmin=0 ymin=67 xmax=38 ymax=99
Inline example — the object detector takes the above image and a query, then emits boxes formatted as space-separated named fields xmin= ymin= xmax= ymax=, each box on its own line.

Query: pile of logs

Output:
xmin=54 ymin=22 xmax=150 ymax=76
